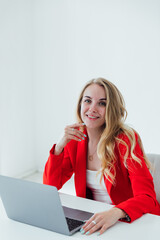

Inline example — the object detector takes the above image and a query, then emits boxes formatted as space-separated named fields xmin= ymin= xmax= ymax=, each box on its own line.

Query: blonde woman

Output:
xmin=43 ymin=78 xmax=160 ymax=236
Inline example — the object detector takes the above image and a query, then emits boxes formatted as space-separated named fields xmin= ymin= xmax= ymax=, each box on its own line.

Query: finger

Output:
xmin=68 ymin=135 xmax=83 ymax=142
xmin=82 ymin=214 xmax=96 ymax=228
xmin=85 ymin=225 xmax=99 ymax=235
xmin=82 ymin=215 xmax=99 ymax=233
xmin=69 ymin=122 xmax=85 ymax=129
xmin=63 ymin=129 xmax=85 ymax=144
xmin=64 ymin=126 xmax=82 ymax=136
xmin=83 ymin=220 xmax=103 ymax=235
xmin=84 ymin=220 xmax=98 ymax=231
xmin=65 ymin=130 xmax=84 ymax=141
xmin=83 ymin=213 xmax=100 ymax=228
xmin=65 ymin=126 xmax=86 ymax=139
xmin=98 ymin=224 xmax=108 ymax=235
xmin=69 ymin=128 xmax=86 ymax=140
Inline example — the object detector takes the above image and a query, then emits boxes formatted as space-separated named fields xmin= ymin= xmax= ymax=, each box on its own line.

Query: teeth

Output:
xmin=88 ymin=115 xmax=97 ymax=119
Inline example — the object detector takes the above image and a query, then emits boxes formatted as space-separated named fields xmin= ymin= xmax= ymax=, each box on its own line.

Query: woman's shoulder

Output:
xmin=115 ymin=128 xmax=139 ymax=149
xmin=114 ymin=129 xmax=141 ymax=161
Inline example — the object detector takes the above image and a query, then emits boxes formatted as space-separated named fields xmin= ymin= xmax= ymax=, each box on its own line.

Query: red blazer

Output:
xmin=43 ymin=132 xmax=160 ymax=222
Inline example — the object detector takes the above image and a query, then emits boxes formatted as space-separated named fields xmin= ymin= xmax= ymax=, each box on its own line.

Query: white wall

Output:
xmin=0 ymin=0 xmax=37 ymax=177
xmin=0 ymin=0 xmax=160 ymax=176
xmin=34 ymin=0 xmax=160 ymax=171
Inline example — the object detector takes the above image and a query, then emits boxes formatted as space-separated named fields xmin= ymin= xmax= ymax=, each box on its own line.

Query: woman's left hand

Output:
xmin=81 ymin=207 xmax=125 ymax=236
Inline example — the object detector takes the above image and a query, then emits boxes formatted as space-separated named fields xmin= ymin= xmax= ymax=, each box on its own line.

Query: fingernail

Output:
xmin=86 ymin=231 xmax=90 ymax=235
xmin=82 ymin=137 xmax=85 ymax=140
xmin=97 ymin=232 xmax=100 ymax=236
xmin=84 ymin=134 xmax=87 ymax=137
xmin=79 ymin=139 xmax=81 ymax=141
xmin=82 ymin=123 xmax=85 ymax=125
xmin=80 ymin=229 xmax=85 ymax=234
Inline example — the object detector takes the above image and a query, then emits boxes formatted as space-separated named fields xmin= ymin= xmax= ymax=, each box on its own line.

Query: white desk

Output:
xmin=0 ymin=193 xmax=160 ymax=240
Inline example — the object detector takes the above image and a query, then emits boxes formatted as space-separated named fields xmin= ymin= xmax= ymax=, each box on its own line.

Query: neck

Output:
xmin=86 ymin=127 xmax=103 ymax=144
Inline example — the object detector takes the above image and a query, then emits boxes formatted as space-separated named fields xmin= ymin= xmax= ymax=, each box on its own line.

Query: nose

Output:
xmin=88 ymin=102 xmax=97 ymax=113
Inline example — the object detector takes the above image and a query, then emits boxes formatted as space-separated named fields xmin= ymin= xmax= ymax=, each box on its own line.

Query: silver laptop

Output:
xmin=0 ymin=175 xmax=93 ymax=235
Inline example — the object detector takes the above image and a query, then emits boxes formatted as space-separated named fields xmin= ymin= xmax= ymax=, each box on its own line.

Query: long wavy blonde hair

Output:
xmin=76 ymin=78 xmax=151 ymax=184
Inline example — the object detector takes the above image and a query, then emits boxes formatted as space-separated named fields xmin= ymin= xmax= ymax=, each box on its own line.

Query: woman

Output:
xmin=43 ymin=78 xmax=160 ymax=236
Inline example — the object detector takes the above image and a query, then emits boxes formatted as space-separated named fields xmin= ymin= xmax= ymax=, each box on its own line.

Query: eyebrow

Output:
xmin=84 ymin=96 xmax=106 ymax=101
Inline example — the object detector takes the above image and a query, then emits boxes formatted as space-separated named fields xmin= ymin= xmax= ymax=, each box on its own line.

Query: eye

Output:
xmin=84 ymin=99 xmax=91 ymax=103
xmin=99 ymin=101 xmax=106 ymax=106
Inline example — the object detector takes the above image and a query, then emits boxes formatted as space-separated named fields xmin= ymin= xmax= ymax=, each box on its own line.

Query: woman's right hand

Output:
xmin=54 ymin=123 xmax=86 ymax=155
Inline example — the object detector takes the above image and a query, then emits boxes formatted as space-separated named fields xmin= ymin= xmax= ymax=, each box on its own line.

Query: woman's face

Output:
xmin=80 ymin=84 xmax=106 ymax=130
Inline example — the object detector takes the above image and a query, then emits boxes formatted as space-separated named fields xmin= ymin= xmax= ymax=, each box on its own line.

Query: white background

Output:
xmin=0 ymin=0 xmax=160 ymax=177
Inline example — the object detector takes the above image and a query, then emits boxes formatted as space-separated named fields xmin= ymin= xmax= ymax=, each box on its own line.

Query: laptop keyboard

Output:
xmin=66 ymin=217 xmax=84 ymax=232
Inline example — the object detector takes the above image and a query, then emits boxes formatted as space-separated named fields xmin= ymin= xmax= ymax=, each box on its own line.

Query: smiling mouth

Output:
xmin=86 ymin=114 xmax=99 ymax=119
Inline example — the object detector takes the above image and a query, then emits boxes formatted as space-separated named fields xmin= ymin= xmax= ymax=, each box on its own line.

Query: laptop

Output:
xmin=0 ymin=175 xmax=93 ymax=235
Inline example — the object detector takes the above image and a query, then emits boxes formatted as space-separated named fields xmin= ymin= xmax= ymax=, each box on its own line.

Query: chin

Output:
xmin=85 ymin=122 xmax=104 ymax=130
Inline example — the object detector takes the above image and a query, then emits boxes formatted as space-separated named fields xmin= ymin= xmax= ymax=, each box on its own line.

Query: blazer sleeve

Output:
xmin=43 ymin=144 xmax=74 ymax=190
xmin=116 ymin=133 xmax=160 ymax=222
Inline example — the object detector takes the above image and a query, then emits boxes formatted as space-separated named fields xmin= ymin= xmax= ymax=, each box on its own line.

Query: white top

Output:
xmin=86 ymin=169 xmax=112 ymax=204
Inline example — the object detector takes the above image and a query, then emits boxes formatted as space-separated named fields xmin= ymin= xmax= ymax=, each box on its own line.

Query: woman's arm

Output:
xmin=43 ymin=122 xmax=86 ymax=189
xmin=43 ymin=144 xmax=74 ymax=189
xmin=115 ymin=132 xmax=160 ymax=222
